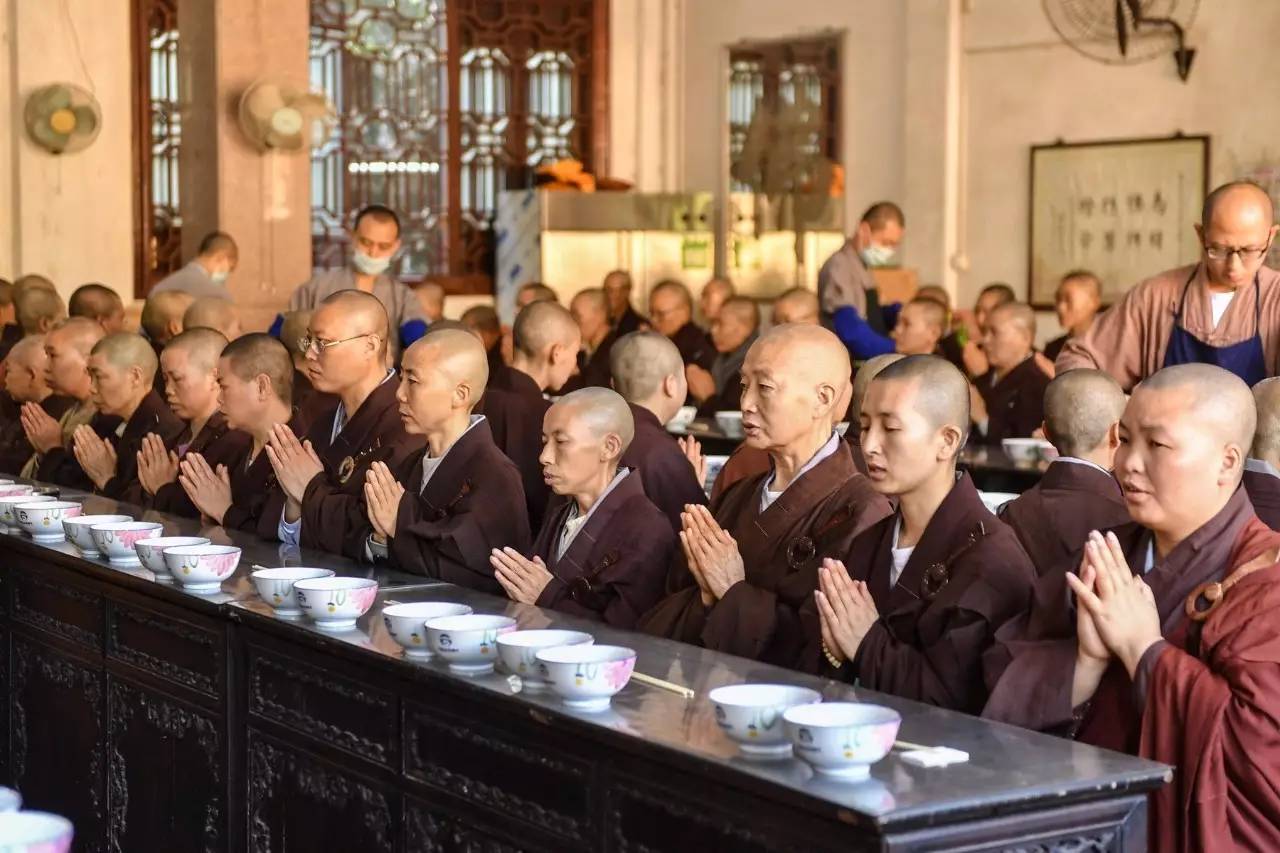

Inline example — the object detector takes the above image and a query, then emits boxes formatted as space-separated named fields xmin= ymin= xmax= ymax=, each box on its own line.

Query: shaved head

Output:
xmin=220 ymin=333 xmax=293 ymax=405
xmin=142 ymin=291 xmax=194 ymax=342
xmin=741 ymin=324 xmax=851 ymax=450
xmin=1252 ymin=378 xmax=1280 ymax=463
xmin=165 ymin=327 xmax=228 ymax=375
xmin=69 ymin=284 xmax=125 ymax=327
xmin=50 ymin=316 xmax=105 ymax=355
xmin=1044 ymin=369 xmax=1126 ymax=458
xmin=988 ymin=301 xmax=1035 ymax=337
xmin=4 ymin=335 xmax=49 ymax=402
xmin=650 ymin=280 xmax=693 ymax=312
xmin=570 ymin=288 xmax=607 ymax=315
xmin=916 ymin=284 xmax=951 ymax=309
xmin=317 ymin=289 xmax=390 ymax=359
xmin=772 ymin=287 xmax=819 ymax=326
xmin=183 ymin=297 xmax=242 ymax=341
xmin=92 ymin=332 xmax=159 ymax=380
xmin=852 ymin=352 xmax=905 ymax=418
xmin=1202 ymin=180 xmax=1274 ymax=229
xmin=512 ymin=300 xmax=578 ymax=358
xmin=13 ymin=275 xmax=56 ymax=297
xmin=872 ymin=355 xmax=970 ymax=441
xmin=416 ymin=282 xmax=445 ymax=321
xmin=7 ymin=334 xmax=44 ymax=363
xmin=516 ymin=282 xmax=558 ymax=307
xmin=397 ymin=329 xmax=490 ymax=437
xmin=461 ymin=305 xmax=500 ymax=336
xmin=552 ymin=387 xmax=635 ymax=455
xmin=15 ymin=287 xmax=66 ymax=334
xmin=610 ymin=331 xmax=684 ymax=402
xmin=1137 ymin=363 xmax=1255 ymax=452
xmin=279 ymin=310 xmax=312 ymax=359
xmin=403 ymin=328 xmax=489 ymax=410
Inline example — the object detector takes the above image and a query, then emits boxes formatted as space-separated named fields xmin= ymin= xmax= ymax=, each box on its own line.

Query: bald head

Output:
xmin=13 ymin=275 xmax=56 ymax=297
xmin=4 ymin=335 xmax=49 ymax=402
xmin=416 ymin=282 xmax=445 ymax=322
xmin=279 ymin=310 xmax=312 ymax=360
xmin=141 ymin=291 xmax=194 ymax=343
xmin=1044 ymin=369 xmax=1126 ymax=458
xmin=1137 ymin=364 xmax=1256 ymax=452
xmin=553 ymin=387 xmax=636 ymax=455
xmin=183 ymin=297 xmax=242 ymax=341
xmin=852 ymin=352 xmax=905 ymax=418
xmin=516 ymin=282 xmax=558 ymax=308
xmin=610 ymin=331 xmax=685 ymax=402
xmin=165 ymin=327 xmax=228 ymax=375
xmin=984 ymin=301 xmax=1036 ymax=372
xmin=7 ymin=334 xmax=45 ymax=364
xmin=512 ymin=300 xmax=578 ymax=358
xmin=771 ymin=287 xmax=819 ymax=326
xmin=873 ymin=355 xmax=970 ymax=440
xmin=220 ymin=333 xmax=293 ymax=406
xmin=91 ymin=332 xmax=160 ymax=383
xmin=742 ymin=324 xmax=851 ymax=448
xmin=49 ymin=316 xmax=105 ymax=355
xmin=405 ymin=328 xmax=489 ymax=404
xmin=712 ymin=296 xmax=760 ymax=354
xmin=916 ymin=284 xmax=951 ymax=310
xmin=317 ymin=289 xmax=390 ymax=359
xmin=700 ymin=277 xmax=734 ymax=322
xmin=69 ymin=284 xmax=125 ymax=332
xmin=1202 ymin=181 xmax=1274 ymax=230
xmin=15 ymin=287 xmax=66 ymax=335
xmin=461 ymin=305 xmax=500 ymax=341
xmin=1252 ymin=378 xmax=1280 ymax=463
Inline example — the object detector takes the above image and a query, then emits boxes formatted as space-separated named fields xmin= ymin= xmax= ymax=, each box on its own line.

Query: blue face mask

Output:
xmin=859 ymin=244 xmax=896 ymax=268
xmin=352 ymin=250 xmax=393 ymax=276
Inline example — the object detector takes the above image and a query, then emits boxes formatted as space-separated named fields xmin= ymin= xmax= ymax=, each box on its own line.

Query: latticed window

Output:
xmin=311 ymin=0 xmax=607 ymax=294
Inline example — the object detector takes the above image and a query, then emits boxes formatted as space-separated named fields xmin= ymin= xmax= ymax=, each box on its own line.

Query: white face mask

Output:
xmin=210 ymin=269 xmax=230 ymax=285
xmin=352 ymin=250 xmax=392 ymax=276
xmin=860 ymin=244 xmax=896 ymax=268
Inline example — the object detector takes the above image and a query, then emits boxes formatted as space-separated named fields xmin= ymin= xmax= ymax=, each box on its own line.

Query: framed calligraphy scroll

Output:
xmin=1028 ymin=135 xmax=1209 ymax=308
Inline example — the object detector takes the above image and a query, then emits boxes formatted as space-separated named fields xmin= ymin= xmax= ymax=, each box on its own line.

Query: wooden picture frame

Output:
xmin=1028 ymin=134 xmax=1209 ymax=308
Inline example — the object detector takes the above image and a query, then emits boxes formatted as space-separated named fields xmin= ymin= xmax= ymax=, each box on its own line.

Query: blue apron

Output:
xmin=1161 ymin=266 xmax=1267 ymax=385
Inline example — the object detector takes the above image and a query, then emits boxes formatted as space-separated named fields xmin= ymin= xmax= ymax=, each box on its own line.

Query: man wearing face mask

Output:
xmin=818 ymin=201 xmax=905 ymax=351
xmin=152 ymin=231 xmax=238 ymax=300
xmin=272 ymin=204 xmax=429 ymax=363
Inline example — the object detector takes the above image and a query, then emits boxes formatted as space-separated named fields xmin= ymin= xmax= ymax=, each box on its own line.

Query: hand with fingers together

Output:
xmin=20 ymin=403 xmax=63 ymax=453
xmin=678 ymin=436 xmax=706 ymax=485
xmin=137 ymin=432 xmax=180 ymax=496
xmin=178 ymin=453 xmax=233 ymax=524
xmin=815 ymin=558 xmax=880 ymax=665
xmin=72 ymin=426 xmax=118 ymax=490
xmin=681 ymin=504 xmax=745 ymax=602
xmin=363 ymin=461 xmax=405 ymax=542
xmin=264 ymin=423 xmax=323 ymax=504
xmin=1065 ymin=530 xmax=1162 ymax=677
xmin=490 ymin=546 xmax=554 ymax=604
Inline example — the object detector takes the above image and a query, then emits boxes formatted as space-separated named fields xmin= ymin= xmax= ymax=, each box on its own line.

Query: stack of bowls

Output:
xmin=496 ymin=629 xmax=593 ymax=688
xmin=709 ymin=684 xmax=823 ymax=758
xmin=0 ymin=491 xmax=50 ymax=532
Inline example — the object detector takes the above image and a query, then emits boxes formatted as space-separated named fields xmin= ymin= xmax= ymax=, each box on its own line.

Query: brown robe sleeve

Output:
xmin=1055 ymin=274 xmax=1167 ymax=389
xmin=301 ymin=438 xmax=417 ymax=560
xmin=151 ymin=429 xmax=252 ymax=519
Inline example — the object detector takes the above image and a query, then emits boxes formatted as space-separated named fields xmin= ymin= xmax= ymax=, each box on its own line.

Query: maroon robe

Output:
xmin=0 ymin=394 xmax=72 ymax=476
xmin=640 ymin=440 xmax=893 ymax=671
xmin=1243 ymin=467 xmax=1280 ymax=531
xmin=710 ymin=443 xmax=771 ymax=502
xmin=999 ymin=459 xmax=1130 ymax=576
xmin=476 ymin=372 xmax=552 ymax=531
xmin=100 ymin=390 xmax=186 ymax=505
xmin=34 ymin=408 xmax=122 ymax=491
xmin=221 ymin=414 xmax=306 ymax=539
xmin=619 ymin=404 xmax=707 ymax=532
xmin=149 ymin=412 xmax=252 ymax=519
xmin=384 ymin=419 xmax=531 ymax=592
xmin=297 ymin=377 xmax=418 ymax=559
xmin=1043 ymin=334 xmax=1069 ymax=363
xmin=809 ymin=473 xmax=1034 ymax=712
xmin=530 ymin=469 xmax=673 ymax=628
xmin=975 ymin=356 xmax=1050 ymax=444
xmin=612 ymin=305 xmax=646 ymax=338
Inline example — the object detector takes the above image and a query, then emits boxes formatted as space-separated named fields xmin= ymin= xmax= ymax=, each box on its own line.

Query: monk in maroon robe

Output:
xmin=363 ymin=329 xmax=530 ymax=591
xmin=559 ymin=288 xmax=616 ymax=392
xmin=810 ymin=355 xmax=1035 ymax=711
xmin=971 ymin=302 xmax=1049 ymax=444
xmin=492 ymin=388 xmax=673 ymax=628
xmin=999 ymin=369 xmax=1130 ymax=575
xmin=1244 ymin=377 xmax=1280 ymax=529
xmin=983 ymin=363 xmax=1280 ymax=850
xmin=0 ymin=336 xmax=72 ymax=475
xmin=640 ymin=324 xmax=892 ymax=671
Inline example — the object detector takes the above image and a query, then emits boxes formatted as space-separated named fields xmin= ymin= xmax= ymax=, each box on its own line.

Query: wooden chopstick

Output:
xmin=892 ymin=739 xmax=932 ymax=751
xmin=631 ymin=671 xmax=695 ymax=699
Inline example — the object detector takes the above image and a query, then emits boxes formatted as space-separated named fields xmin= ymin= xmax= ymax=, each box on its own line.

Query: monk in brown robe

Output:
xmin=1245 ymin=377 xmax=1280 ymax=530
xmin=139 ymin=328 xmax=251 ymax=518
xmin=362 ymin=329 xmax=530 ymax=590
xmin=640 ymin=324 xmax=893 ymax=671
xmin=611 ymin=331 xmax=707 ymax=531
xmin=491 ymin=388 xmax=673 ymax=628
xmin=811 ymin=355 xmax=1035 ymax=711
xmin=984 ymin=364 xmax=1280 ymax=850
xmin=970 ymin=302 xmax=1049 ymax=444
xmin=999 ymin=369 xmax=1130 ymax=575
xmin=267 ymin=290 xmax=417 ymax=558
xmin=179 ymin=334 xmax=301 ymax=537
xmin=559 ymin=288 xmax=616 ymax=392
xmin=688 ymin=296 xmax=759 ymax=417
xmin=648 ymin=280 xmax=715 ymax=377
xmin=140 ymin=291 xmax=194 ymax=395
xmin=71 ymin=332 xmax=185 ymax=504
xmin=479 ymin=301 xmax=580 ymax=532
xmin=0 ymin=336 xmax=71 ymax=475
xmin=279 ymin=310 xmax=337 ymax=426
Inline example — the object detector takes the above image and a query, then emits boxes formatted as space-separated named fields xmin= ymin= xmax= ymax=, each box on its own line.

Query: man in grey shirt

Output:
xmin=817 ymin=201 xmax=905 ymax=336
xmin=151 ymin=231 xmax=238 ymax=300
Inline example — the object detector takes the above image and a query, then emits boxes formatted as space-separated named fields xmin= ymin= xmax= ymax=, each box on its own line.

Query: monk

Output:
xmin=414 ymin=282 xmax=445 ymax=324
xmin=480 ymin=301 xmax=580 ymax=531
xmin=491 ymin=388 xmax=672 ymax=627
xmin=140 ymin=328 xmax=250 ymax=518
xmin=647 ymin=280 xmax=715 ymax=375
xmin=819 ymin=201 xmax=904 ymax=335
xmin=363 ymin=329 xmax=530 ymax=589
xmin=771 ymin=287 xmax=819 ymax=326
xmin=688 ymin=296 xmax=759 ymax=416
xmin=267 ymin=290 xmax=416 ymax=557
xmin=810 ymin=356 xmax=1035 ymax=711
xmin=1058 ymin=182 xmax=1280 ymax=388
xmin=983 ymin=363 xmax=1280 ymax=850
xmin=72 ymin=332 xmax=185 ymax=503
xmin=699 ymin=277 xmax=734 ymax=327
xmin=183 ymin=297 xmax=243 ymax=342
xmin=560 ymin=288 xmax=616 ymax=391
xmin=515 ymin=282 xmax=557 ymax=308
xmin=890 ymin=297 xmax=946 ymax=356
xmin=278 ymin=309 xmax=335 ymax=426
xmin=179 ymin=334 xmax=301 ymax=537
xmin=640 ymin=324 xmax=893 ymax=671
xmin=847 ymin=353 xmax=905 ymax=473
xmin=68 ymin=284 xmax=126 ymax=335
xmin=1244 ymin=377 xmax=1280 ymax=529
xmin=460 ymin=305 xmax=504 ymax=375
xmin=141 ymin=291 xmax=194 ymax=394
xmin=14 ymin=287 xmax=66 ymax=336
xmin=1043 ymin=270 xmax=1102 ymax=362
xmin=611 ymin=331 xmax=708 ymax=530
xmin=999 ymin=369 xmax=1130 ymax=576
xmin=971 ymin=302 xmax=1049 ymax=444
xmin=0 ymin=336 xmax=71 ymax=475
xmin=152 ymin=231 xmax=238 ymax=300
xmin=604 ymin=270 xmax=646 ymax=337
xmin=959 ymin=283 xmax=1015 ymax=378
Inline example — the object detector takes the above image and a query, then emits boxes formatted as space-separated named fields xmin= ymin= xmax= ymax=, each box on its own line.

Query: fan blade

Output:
xmin=1115 ymin=0 xmax=1129 ymax=56
xmin=71 ymin=106 xmax=98 ymax=134
xmin=244 ymin=83 xmax=286 ymax=123
xmin=31 ymin=122 xmax=71 ymax=153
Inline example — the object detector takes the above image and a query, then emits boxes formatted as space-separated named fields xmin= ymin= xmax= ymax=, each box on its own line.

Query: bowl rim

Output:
xmin=0 ymin=493 xmax=51 ymax=505
xmin=714 ymin=410 xmax=743 ymax=418
xmin=496 ymin=629 xmax=594 ymax=647
xmin=293 ymin=575 xmax=378 ymax=591
xmin=136 ymin=535 xmax=211 ymax=548
xmin=64 ymin=513 xmax=133 ymax=525
xmin=782 ymin=701 xmax=901 ymax=728
xmin=536 ymin=643 xmax=636 ymax=664
xmin=382 ymin=601 xmax=472 ymax=618
xmin=14 ymin=499 xmax=80 ymax=511
xmin=90 ymin=520 xmax=165 ymax=532
xmin=708 ymin=683 xmax=823 ymax=708
xmin=162 ymin=544 xmax=241 ymax=557
xmin=424 ymin=613 xmax=517 ymax=632
xmin=251 ymin=567 xmax=337 ymax=581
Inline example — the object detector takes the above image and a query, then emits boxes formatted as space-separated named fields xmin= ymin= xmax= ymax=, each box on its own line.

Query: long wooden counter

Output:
xmin=0 ymin=483 xmax=1167 ymax=852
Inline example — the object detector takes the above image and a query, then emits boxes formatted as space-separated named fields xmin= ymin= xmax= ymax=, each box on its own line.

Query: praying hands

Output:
xmin=490 ymin=546 xmax=554 ymax=604
xmin=1066 ymin=531 xmax=1163 ymax=681
xmin=136 ymin=432 xmax=180 ymax=496
xmin=679 ymin=503 xmax=745 ymax=607
xmin=363 ymin=461 xmax=405 ymax=542
xmin=814 ymin=558 xmax=880 ymax=665
xmin=265 ymin=423 xmax=324 ymax=520
xmin=20 ymin=403 xmax=63 ymax=453
xmin=678 ymin=435 xmax=706 ymax=485
xmin=72 ymin=425 xmax=117 ymax=490
xmin=178 ymin=453 xmax=233 ymax=524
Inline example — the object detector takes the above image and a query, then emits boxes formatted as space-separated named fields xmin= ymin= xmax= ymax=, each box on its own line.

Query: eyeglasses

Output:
xmin=1204 ymin=242 xmax=1271 ymax=263
xmin=297 ymin=333 xmax=379 ymax=355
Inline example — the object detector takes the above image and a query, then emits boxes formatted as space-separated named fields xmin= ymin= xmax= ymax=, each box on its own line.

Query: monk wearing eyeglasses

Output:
xmin=1057 ymin=181 xmax=1280 ymax=389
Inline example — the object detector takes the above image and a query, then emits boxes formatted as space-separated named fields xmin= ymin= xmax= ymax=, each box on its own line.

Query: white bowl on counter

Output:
xmin=63 ymin=514 xmax=132 ymax=556
xmin=1001 ymin=437 xmax=1056 ymax=464
xmin=978 ymin=491 xmax=1019 ymax=515
xmin=293 ymin=577 xmax=379 ymax=631
xmin=252 ymin=567 xmax=337 ymax=618
xmin=135 ymin=536 xmax=211 ymax=579
xmin=15 ymin=500 xmax=82 ymax=543
xmin=665 ymin=405 xmax=697 ymax=429
xmin=536 ymin=644 xmax=637 ymax=712
xmin=714 ymin=410 xmax=744 ymax=437
xmin=162 ymin=544 xmax=241 ymax=593
xmin=709 ymin=683 xmax=823 ymax=757
xmin=497 ymin=629 xmax=594 ymax=688
xmin=0 ymin=811 xmax=74 ymax=851
xmin=424 ymin=614 xmax=517 ymax=675
xmin=0 ymin=491 xmax=50 ymax=531
xmin=90 ymin=521 xmax=165 ymax=566
xmin=383 ymin=601 xmax=473 ymax=658
xmin=783 ymin=702 xmax=901 ymax=780
xmin=0 ymin=482 xmax=34 ymax=499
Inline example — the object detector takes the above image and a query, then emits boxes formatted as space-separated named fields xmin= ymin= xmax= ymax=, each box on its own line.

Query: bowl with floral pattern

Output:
xmin=63 ymin=514 xmax=132 ymax=556
xmin=15 ymin=500 xmax=82 ymax=543
xmin=90 ymin=521 xmax=165 ymax=566
xmin=293 ymin=576 xmax=379 ymax=631
xmin=424 ymin=614 xmax=517 ymax=675
xmin=0 ymin=491 xmax=48 ymax=531
xmin=783 ymin=702 xmax=900 ymax=780
xmin=536 ymin=644 xmax=637 ymax=712
xmin=383 ymin=601 xmax=472 ymax=658
xmin=135 ymin=536 xmax=211 ymax=579
xmin=0 ymin=482 xmax=33 ymax=499
xmin=709 ymin=683 xmax=822 ymax=757
xmin=252 ymin=567 xmax=336 ymax=618
xmin=497 ymin=629 xmax=594 ymax=688
xmin=162 ymin=544 xmax=241 ymax=593
xmin=0 ymin=810 xmax=74 ymax=852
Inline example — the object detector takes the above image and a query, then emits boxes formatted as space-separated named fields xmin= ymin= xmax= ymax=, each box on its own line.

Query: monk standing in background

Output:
xmin=640 ymin=325 xmax=892 ymax=671
xmin=1244 ymin=377 xmax=1280 ymax=529
xmin=1057 ymin=181 xmax=1280 ymax=388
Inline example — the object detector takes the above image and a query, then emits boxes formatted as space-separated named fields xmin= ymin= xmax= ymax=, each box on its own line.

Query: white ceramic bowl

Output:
xmin=63 ymin=514 xmax=132 ymax=556
xmin=162 ymin=544 xmax=241 ymax=593
xmin=135 ymin=536 xmax=211 ymax=579
xmin=424 ymin=614 xmax=518 ymax=675
xmin=0 ymin=811 xmax=74 ymax=852
xmin=715 ymin=410 xmax=744 ymax=437
xmin=497 ymin=629 xmax=594 ymax=687
xmin=536 ymin=644 xmax=637 ymax=712
xmin=978 ymin=491 xmax=1019 ymax=515
xmin=0 ymin=491 xmax=49 ymax=531
xmin=252 ymin=567 xmax=337 ymax=618
xmin=15 ymin=500 xmax=82 ymax=542
xmin=0 ymin=785 xmax=20 ymax=811
xmin=709 ymin=683 xmax=823 ymax=757
xmin=294 ymin=577 xmax=379 ymax=631
xmin=783 ymin=702 xmax=901 ymax=780
xmin=0 ymin=482 xmax=34 ymax=499
xmin=383 ymin=601 xmax=473 ymax=658
xmin=1002 ymin=437 xmax=1054 ymax=465
xmin=91 ymin=521 xmax=165 ymax=566
xmin=665 ymin=405 xmax=697 ymax=428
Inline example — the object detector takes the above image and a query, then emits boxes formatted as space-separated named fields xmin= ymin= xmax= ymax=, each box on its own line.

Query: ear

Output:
xmin=1105 ymin=420 xmax=1120 ymax=450
xmin=454 ymin=380 xmax=471 ymax=410
xmin=813 ymin=381 xmax=836 ymax=417
xmin=662 ymin=373 xmax=680 ymax=399
xmin=938 ymin=424 xmax=965 ymax=461
xmin=168 ymin=318 xmax=183 ymax=338
xmin=1222 ymin=442 xmax=1245 ymax=485
xmin=601 ymin=432 xmax=622 ymax=460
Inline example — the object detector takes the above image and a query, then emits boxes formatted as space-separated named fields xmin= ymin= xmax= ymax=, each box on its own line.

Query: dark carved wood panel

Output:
xmin=405 ymin=796 xmax=537 ymax=853
xmin=12 ymin=636 xmax=106 ymax=853
xmin=11 ymin=569 xmax=103 ymax=651
xmin=106 ymin=602 xmax=222 ymax=700
xmin=403 ymin=700 xmax=593 ymax=841
xmin=106 ymin=677 xmax=224 ymax=853
xmin=246 ymin=646 xmax=397 ymax=767
xmin=0 ymin=624 xmax=8 ymax=785
xmin=247 ymin=731 xmax=396 ymax=853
